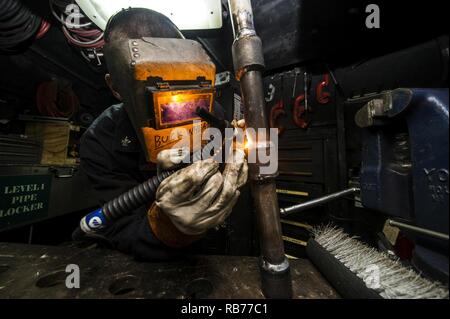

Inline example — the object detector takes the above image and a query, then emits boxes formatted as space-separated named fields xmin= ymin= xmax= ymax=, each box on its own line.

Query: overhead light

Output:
xmin=75 ymin=0 xmax=223 ymax=31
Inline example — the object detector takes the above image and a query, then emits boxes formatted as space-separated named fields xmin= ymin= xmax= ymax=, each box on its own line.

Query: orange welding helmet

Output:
xmin=103 ymin=8 xmax=215 ymax=163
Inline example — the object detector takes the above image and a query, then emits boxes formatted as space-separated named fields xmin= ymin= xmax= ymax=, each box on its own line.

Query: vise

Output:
xmin=356 ymin=88 xmax=449 ymax=283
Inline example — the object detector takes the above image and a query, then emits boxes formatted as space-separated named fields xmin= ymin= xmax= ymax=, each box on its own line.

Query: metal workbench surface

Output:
xmin=0 ymin=243 xmax=338 ymax=299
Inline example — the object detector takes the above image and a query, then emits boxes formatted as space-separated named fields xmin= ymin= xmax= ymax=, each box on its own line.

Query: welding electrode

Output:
xmin=196 ymin=107 xmax=231 ymax=132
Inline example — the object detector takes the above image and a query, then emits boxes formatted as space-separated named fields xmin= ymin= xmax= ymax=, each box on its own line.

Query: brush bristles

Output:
xmin=313 ymin=225 xmax=449 ymax=299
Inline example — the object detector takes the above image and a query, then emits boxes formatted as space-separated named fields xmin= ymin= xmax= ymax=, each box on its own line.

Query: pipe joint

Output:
xmin=234 ymin=9 xmax=256 ymax=38
xmin=250 ymin=171 xmax=279 ymax=183
xmin=259 ymin=257 xmax=293 ymax=299
xmin=260 ymin=257 xmax=290 ymax=274
xmin=232 ymin=36 xmax=265 ymax=80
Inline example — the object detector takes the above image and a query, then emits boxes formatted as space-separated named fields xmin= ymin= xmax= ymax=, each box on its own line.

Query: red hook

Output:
xmin=316 ymin=74 xmax=331 ymax=104
xmin=269 ymin=100 xmax=286 ymax=135
xmin=293 ymin=94 xmax=309 ymax=129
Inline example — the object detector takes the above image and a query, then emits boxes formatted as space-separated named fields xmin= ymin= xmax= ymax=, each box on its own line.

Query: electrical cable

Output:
xmin=36 ymin=81 xmax=79 ymax=118
xmin=36 ymin=20 xmax=51 ymax=39
xmin=62 ymin=25 xmax=104 ymax=47
xmin=0 ymin=0 xmax=42 ymax=53
xmin=73 ymin=170 xmax=175 ymax=240
xmin=48 ymin=0 xmax=92 ymax=28
xmin=48 ymin=0 xmax=104 ymax=63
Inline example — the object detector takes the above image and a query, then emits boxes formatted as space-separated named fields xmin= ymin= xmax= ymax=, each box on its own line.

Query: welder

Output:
xmin=77 ymin=8 xmax=247 ymax=260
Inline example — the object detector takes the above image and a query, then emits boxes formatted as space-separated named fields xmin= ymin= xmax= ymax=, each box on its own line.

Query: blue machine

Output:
xmin=356 ymin=88 xmax=449 ymax=282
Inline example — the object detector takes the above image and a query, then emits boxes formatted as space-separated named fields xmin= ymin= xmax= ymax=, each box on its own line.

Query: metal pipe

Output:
xmin=280 ymin=188 xmax=360 ymax=216
xmin=228 ymin=0 xmax=292 ymax=299
xmin=388 ymin=220 xmax=449 ymax=241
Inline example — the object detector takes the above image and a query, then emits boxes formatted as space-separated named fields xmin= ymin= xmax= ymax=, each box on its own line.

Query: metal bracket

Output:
xmin=215 ymin=71 xmax=232 ymax=87
xmin=48 ymin=166 xmax=77 ymax=178
xmin=265 ymin=83 xmax=276 ymax=102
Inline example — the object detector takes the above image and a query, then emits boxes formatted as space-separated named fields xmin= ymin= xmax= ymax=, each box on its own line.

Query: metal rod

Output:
xmin=280 ymin=188 xmax=361 ymax=216
xmin=228 ymin=0 xmax=292 ymax=299
xmin=388 ymin=220 xmax=449 ymax=241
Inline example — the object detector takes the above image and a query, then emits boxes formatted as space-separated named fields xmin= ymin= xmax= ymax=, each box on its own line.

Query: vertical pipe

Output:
xmin=228 ymin=0 xmax=292 ymax=298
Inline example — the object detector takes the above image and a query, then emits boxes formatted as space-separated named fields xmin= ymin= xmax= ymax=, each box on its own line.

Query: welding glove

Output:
xmin=156 ymin=147 xmax=190 ymax=171
xmin=148 ymin=152 xmax=247 ymax=247
xmin=155 ymin=118 xmax=246 ymax=172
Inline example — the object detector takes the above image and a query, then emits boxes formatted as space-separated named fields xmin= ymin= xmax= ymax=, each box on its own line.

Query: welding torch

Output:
xmin=195 ymin=107 xmax=248 ymax=164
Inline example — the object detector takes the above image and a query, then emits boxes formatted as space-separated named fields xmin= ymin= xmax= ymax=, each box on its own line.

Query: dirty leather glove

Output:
xmin=155 ymin=153 xmax=248 ymax=236
xmin=156 ymin=147 xmax=189 ymax=171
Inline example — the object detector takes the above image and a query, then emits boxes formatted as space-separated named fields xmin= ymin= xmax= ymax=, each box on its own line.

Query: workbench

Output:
xmin=0 ymin=243 xmax=338 ymax=299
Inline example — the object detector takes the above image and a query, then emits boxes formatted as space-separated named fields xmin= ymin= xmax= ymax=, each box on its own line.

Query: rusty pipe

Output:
xmin=228 ymin=0 xmax=292 ymax=299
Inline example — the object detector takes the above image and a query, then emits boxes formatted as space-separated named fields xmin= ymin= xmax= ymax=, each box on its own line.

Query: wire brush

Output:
xmin=308 ymin=225 xmax=448 ymax=299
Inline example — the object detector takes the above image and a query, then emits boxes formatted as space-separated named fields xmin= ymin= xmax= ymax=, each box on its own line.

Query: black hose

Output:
xmin=102 ymin=170 xmax=174 ymax=221
xmin=72 ymin=171 xmax=174 ymax=241
xmin=0 ymin=0 xmax=42 ymax=53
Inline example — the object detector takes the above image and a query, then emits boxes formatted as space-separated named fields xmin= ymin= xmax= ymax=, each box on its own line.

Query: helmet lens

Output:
xmin=154 ymin=90 xmax=213 ymax=129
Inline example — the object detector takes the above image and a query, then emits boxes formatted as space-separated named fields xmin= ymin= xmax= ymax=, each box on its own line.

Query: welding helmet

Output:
xmin=103 ymin=8 xmax=215 ymax=163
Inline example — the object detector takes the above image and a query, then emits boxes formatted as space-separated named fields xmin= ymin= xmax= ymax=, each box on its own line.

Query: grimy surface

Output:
xmin=0 ymin=243 xmax=338 ymax=299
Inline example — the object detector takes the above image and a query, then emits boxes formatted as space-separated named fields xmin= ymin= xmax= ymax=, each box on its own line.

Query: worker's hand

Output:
xmin=156 ymin=147 xmax=189 ymax=171
xmin=156 ymin=119 xmax=246 ymax=171
xmin=155 ymin=152 xmax=248 ymax=236
xmin=231 ymin=119 xmax=246 ymax=129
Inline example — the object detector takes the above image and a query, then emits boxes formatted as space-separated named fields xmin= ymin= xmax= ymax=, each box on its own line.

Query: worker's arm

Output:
xmin=79 ymin=104 xmax=188 ymax=260
xmin=79 ymin=104 xmax=246 ymax=261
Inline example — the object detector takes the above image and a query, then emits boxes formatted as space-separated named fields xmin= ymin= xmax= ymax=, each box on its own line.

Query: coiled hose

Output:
xmin=36 ymin=80 xmax=80 ymax=118
xmin=0 ymin=0 xmax=42 ymax=53
xmin=73 ymin=170 xmax=174 ymax=240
